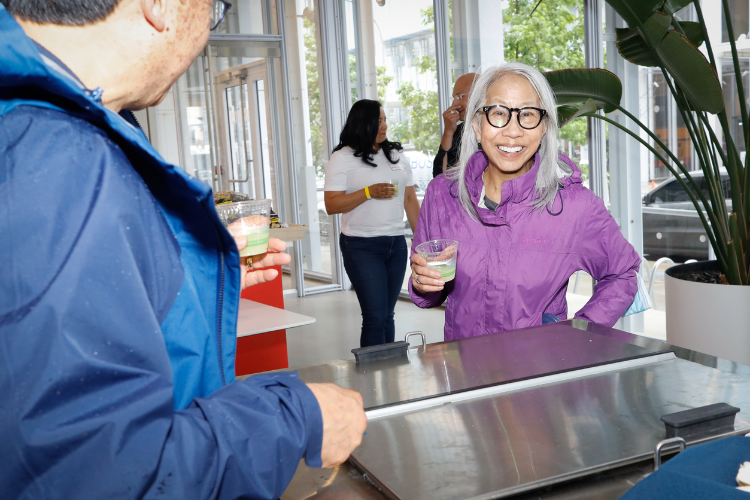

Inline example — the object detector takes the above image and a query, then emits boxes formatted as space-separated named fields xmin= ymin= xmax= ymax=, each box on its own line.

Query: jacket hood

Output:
xmin=464 ymin=150 xmax=539 ymax=208
xmin=557 ymin=153 xmax=584 ymax=188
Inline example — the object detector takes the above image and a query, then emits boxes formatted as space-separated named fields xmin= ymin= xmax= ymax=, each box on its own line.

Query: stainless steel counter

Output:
xmin=289 ymin=322 xmax=668 ymax=410
xmin=280 ymin=320 xmax=750 ymax=500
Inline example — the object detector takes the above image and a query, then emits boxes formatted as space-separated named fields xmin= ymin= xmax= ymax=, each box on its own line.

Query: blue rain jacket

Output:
xmin=0 ymin=7 xmax=323 ymax=499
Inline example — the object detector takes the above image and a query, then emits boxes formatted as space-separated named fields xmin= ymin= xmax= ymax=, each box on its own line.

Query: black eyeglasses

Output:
xmin=480 ymin=105 xmax=547 ymax=130
xmin=211 ymin=0 xmax=232 ymax=30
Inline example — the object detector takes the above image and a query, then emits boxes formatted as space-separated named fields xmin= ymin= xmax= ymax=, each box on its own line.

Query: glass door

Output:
xmin=214 ymin=62 xmax=276 ymax=205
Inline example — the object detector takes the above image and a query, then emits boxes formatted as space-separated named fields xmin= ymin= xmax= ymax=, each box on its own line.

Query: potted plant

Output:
xmin=542 ymin=0 xmax=750 ymax=363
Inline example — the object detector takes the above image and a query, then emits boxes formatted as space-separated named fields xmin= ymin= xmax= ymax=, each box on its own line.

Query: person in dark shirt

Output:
xmin=433 ymin=72 xmax=478 ymax=177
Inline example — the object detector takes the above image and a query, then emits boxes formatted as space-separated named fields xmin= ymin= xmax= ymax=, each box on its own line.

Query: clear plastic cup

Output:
xmin=216 ymin=199 xmax=272 ymax=257
xmin=387 ymin=178 xmax=399 ymax=196
xmin=415 ymin=239 xmax=459 ymax=282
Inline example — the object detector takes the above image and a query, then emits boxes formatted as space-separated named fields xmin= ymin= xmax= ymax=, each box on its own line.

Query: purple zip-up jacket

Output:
xmin=410 ymin=151 xmax=640 ymax=340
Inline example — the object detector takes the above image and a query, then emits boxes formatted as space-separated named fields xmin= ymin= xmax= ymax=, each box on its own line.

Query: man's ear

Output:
xmin=141 ymin=0 xmax=167 ymax=32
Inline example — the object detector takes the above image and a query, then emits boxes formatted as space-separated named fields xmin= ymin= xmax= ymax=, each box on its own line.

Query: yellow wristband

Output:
xmin=364 ymin=186 xmax=372 ymax=199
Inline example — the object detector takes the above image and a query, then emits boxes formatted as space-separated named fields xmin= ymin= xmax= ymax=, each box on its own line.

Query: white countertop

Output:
xmin=237 ymin=299 xmax=316 ymax=337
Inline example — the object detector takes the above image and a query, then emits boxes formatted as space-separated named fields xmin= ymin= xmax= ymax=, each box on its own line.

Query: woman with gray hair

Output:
xmin=409 ymin=62 xmax=640 ymax=340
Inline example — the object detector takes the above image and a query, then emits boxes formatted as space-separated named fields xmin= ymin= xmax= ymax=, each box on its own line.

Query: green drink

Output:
xmin=216 ymin=199 xmax=272 ymax=257
xmin=387 ymin=178 xmax=399 ymax=196
xmin=426 ymin=260 xmax=456 ymax=281
xmin=237 ymin=224 xmax=270 ymax=257
xmin=416 ymin=239 xmax=459 ymax=282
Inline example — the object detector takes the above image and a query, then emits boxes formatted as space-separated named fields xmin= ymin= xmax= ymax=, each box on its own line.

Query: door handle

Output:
xmin=230 ymin=76 xmax=251 ymax=184
xmin=229 ymin=159 xmax=251 ymax=182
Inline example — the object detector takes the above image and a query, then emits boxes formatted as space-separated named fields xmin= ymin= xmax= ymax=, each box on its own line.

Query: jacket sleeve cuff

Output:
xmin=408 ymin=277 xmax=445 ymax=308
xmin=285 ymin=374 xmax=324 ymax=468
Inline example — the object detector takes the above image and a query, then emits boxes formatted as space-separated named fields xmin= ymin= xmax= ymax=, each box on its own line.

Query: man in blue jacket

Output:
xmin=0 ymin=1 xmax=367 ymax=498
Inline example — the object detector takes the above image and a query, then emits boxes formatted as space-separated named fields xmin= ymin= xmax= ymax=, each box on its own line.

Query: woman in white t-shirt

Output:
xmin=325 ymin=99 xmax=421 ymax=347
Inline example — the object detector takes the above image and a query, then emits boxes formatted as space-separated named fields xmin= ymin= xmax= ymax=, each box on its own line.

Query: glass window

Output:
xmin=213 ymin=0 xmax=279 ymax=35
xmin=645 ymin=69 xmax=698 ymax=183
xmin=344 ymin=0 xmax=362 ymax=104
xmin=652 ymin=72 xmax=672 ymax=181
xmin=722 ymin=0 xmax=749 ymax=43
xmin=151 ymin=59 xmax=215 ymax=187
xmin=281 ymin=0 xmax=338 ymax=288
xmin=721 ymin=58 xmax=750 ymax=156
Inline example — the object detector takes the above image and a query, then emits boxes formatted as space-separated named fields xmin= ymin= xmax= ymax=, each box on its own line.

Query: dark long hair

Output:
xmin=333 ymin=99 xmax=402 ymax=167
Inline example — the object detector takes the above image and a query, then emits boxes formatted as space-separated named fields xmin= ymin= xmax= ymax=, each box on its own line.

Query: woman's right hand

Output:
xmin=410 ymin=253 xmax=445 ymax=293
xmin=367 ymin=183 xmax=396 ymax=199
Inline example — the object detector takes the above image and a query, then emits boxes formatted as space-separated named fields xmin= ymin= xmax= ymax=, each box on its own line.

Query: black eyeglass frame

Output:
xmin=211 ymin=0 xmax=232 ymax=31
xmin=480 ymin=104 xmax=548 ymax=130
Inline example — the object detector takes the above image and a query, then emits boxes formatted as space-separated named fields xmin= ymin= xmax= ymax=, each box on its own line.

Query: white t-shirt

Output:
xmin=324 ymin=146 xmax=414 ymax=237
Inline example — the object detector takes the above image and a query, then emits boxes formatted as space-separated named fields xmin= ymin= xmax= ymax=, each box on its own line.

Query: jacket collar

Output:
xmin=462 ymin=150 xmax=583 ymax=225
xmin=465 ymin=150 xmax=541 ymax=205
xmin=31 ymin=39 xmax=86 ymax=89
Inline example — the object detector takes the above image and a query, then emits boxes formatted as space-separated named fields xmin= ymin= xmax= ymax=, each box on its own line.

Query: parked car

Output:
xmin=642 ymin=171 xmax=731 ymax=261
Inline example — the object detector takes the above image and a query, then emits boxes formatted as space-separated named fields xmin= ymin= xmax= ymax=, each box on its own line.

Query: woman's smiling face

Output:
xmin=474 ymin=74 xmax=547 ymax=177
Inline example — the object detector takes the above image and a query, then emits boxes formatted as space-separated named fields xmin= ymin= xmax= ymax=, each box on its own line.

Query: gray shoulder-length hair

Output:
xmin=446 ymin=62 xmax=570 ymax=219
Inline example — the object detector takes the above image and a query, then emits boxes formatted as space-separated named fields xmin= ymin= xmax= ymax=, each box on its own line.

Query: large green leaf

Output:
xmin=655 ymin=30 xmax=724 ymax=114
xmin=678 ymin=21 xmax=706 ymax=47
xmin=617 ymin=28 xmax=659 ymax=67
xmin=605 ymin=0 xmax=663 ymax=28
xmin=640 ymin=11 xmax=672 ymax=47
xmin=543 ymin=69 xmax=622 ymax=113
xmin=661 ymin=0 xmax=695 ymax=15
xmin=616 ymin=19 xmax=706 ymax=68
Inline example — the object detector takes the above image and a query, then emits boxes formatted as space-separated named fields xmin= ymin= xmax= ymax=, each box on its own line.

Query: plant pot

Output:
xmin=665 ymin=260 xmax=750 ymax=365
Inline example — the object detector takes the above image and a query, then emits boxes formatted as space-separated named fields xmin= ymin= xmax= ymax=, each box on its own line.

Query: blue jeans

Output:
xmin=542 ymin=313 xmax=561 ymax=324
xmin=339 ymin=234 xmax=407 ymax=347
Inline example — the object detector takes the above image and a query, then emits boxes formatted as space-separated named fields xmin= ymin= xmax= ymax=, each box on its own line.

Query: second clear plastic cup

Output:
xmin=415 ymin=239 xmax=459 ymax=282
xmin=216 ymin=199 xmax=271 ymax=257
xmin=387 ymin=178 xmax=399 ymax=196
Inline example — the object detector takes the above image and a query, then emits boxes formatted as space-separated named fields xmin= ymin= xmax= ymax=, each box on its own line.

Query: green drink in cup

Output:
xmin=216 ymin=199 xmax=272 ymax=257
xmin=416 ymin=239 xmax=459 ymax=282
xmin=387 ymin=178 xmax=399 ymax=196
